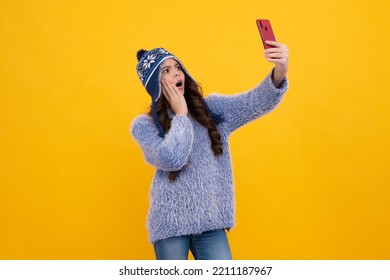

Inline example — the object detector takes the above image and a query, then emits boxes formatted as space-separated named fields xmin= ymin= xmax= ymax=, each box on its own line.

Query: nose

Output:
xmin=173 ymin=69 xmax=180 ymax=77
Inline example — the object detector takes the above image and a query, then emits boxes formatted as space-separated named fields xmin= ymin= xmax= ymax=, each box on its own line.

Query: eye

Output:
xmin=176 ymin=65 xmax=182 ymax=71
xmin=162 ymin=68 xmax=169 ymax=74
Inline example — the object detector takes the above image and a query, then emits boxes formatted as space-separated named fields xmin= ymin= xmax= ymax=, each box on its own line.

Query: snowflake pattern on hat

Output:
xmin=142 ymin=54 xmax=156 ymax=69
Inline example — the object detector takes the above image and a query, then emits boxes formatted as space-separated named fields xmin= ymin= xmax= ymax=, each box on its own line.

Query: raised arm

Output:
xmin=206 ymin=41 xmax=289 ymax=133
xmin=206 ymin=72 xmax=288 ymax=133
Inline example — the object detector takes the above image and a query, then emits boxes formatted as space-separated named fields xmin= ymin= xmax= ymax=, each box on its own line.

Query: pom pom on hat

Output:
xmin=136 ymin=49 xmax=147 ymax=62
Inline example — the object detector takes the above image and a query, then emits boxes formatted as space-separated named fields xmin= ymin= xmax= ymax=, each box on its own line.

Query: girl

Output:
xmin=131 ymin=41 xmax=289 ymax=259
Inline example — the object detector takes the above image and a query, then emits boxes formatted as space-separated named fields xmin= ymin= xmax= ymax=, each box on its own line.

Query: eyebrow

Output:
xmin=162 ymin=63 xmax=180 ymax=70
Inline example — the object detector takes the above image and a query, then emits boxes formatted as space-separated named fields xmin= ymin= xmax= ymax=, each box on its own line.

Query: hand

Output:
xmin=264 ymin=41 xmax=289 ymax=88
xmin=161 ymin=79 xmax=188 ymax=116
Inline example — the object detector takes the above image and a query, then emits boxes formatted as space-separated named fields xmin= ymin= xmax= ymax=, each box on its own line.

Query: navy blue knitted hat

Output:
xmin=136 ymin=48 xmax=196 ymax=137
xmin=136 ymin=48 xmax=195 ymax=103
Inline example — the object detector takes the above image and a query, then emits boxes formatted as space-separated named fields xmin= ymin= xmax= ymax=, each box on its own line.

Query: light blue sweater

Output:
xmin=131 ymin=71 xmax=288 ymax=243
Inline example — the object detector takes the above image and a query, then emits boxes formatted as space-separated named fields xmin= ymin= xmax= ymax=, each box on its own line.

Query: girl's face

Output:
xmin=161 ymin=58 xmax=185 ymax=95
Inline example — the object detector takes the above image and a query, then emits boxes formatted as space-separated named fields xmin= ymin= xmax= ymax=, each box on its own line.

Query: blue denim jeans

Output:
xmin=153 ymin=229 xmax=232 ymax=260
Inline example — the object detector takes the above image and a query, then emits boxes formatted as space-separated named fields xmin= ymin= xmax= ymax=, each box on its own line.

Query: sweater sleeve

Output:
xmin=206 ymin=70 xmax=288 ymax=134
xmin=131 ymin=114 xmax=194 ymax=171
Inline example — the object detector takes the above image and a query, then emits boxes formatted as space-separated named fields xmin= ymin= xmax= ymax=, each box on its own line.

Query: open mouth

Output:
xmin=176 ymin=81 xmax=183 ymax=88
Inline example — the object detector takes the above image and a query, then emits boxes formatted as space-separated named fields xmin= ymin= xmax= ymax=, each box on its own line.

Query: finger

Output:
xmin=265 ymin=51 xmax=288 ymax=59
xmin=266 ymin=58 xmax=287 ymax=63
xmin=265 ymin=52 xmax=288 ymax=59
xmin=265 ymin=50 xmax=289 ymax=60
xmin=265 ymin=41 xmax=286 ymax=49
xmin=264 ymin=46 xmax=289 ymax=54
xmin=161 ymin=80 xmax=169 ymax=95
xmin=161 ymin=80 xmax=171 ymax=100
xmin=166 ymin=81 xmax=181 ymax=96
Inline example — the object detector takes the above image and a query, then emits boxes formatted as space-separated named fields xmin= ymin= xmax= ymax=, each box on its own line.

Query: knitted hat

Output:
xmin=136 ymin=48 xmax=196 ymax=137
xmin=136 ymin=48 xmax=195 ymax=103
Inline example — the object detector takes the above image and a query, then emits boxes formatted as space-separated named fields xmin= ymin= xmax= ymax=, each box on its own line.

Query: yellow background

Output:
xmin=1 ymin=0 xmax=389 ymax=259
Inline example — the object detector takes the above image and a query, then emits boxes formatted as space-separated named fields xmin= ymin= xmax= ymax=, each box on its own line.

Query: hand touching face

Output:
xmin=160 ymin=58 xmax=188 ymax=116
xmin=161 ymin=58 xmax=185 ymax=95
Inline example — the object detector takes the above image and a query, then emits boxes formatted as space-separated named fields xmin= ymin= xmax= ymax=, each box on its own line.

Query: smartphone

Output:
xmin=256 ymin=19 xmax=276 ymax=49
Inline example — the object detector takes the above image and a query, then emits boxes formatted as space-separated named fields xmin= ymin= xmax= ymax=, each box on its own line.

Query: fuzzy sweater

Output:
xmin=131 ymin=71 xmax=288 ymax=243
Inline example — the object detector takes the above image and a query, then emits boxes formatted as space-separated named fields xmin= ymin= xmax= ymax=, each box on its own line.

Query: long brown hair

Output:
xmin=148 ymin=73 xmax=223 ymax=181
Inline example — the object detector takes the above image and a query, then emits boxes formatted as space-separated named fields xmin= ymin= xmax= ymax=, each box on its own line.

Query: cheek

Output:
xmin=163 ymin=76 xmax=175 ymax=84
xmin=161 ymin=74 xmax=168 ymax=83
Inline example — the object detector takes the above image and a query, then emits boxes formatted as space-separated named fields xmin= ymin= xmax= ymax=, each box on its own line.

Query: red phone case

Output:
xmin=256 ymin=19 xmax=276 ymax=49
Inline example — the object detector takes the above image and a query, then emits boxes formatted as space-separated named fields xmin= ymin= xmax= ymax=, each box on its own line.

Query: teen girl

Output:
xmin=131 ymin=41 xmax=289 ymax=259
